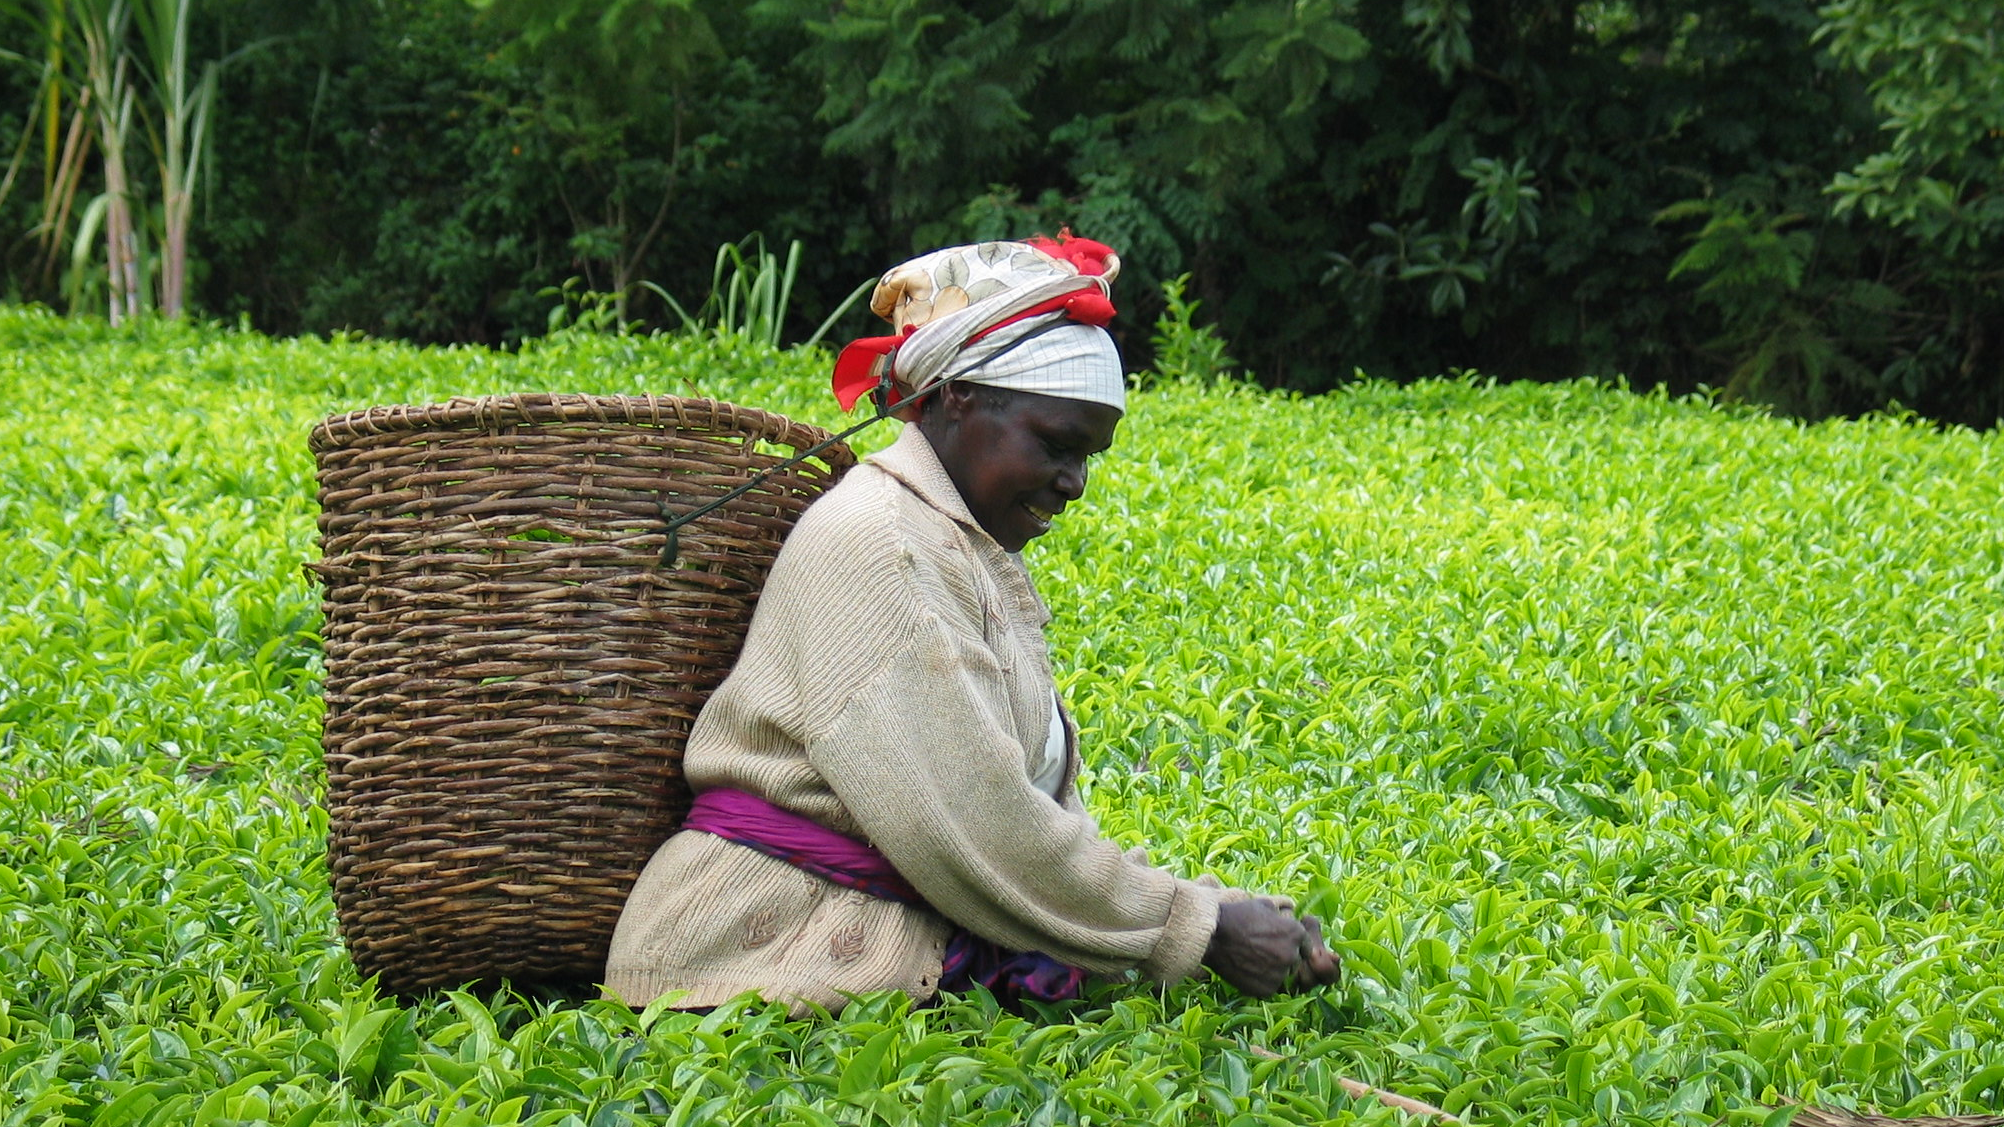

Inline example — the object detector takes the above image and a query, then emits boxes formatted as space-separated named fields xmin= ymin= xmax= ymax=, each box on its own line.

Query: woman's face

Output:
xmin=921 ymin=384 xmax=1121 ymax=552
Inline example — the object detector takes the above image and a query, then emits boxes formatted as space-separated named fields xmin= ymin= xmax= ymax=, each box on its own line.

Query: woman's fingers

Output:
xmin=1208 ymin=901 xmax=1343 ymax=996
xmin=1297 ymin=914 xmax=1342 ymax=987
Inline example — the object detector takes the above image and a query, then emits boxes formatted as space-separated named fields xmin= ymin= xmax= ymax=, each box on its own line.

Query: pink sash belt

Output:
xmin=681 ymin=787 xmax=1088 ymax=1006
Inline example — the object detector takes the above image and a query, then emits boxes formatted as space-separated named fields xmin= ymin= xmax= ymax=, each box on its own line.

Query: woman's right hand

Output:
xmin=1203 ymin=899 xmax=1342 ymax=997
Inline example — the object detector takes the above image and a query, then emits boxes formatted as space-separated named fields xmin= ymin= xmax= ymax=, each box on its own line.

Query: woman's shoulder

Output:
xmin=788 ymin=460 xmax=972 ymax=569
xmin=765 ymin=460 xmax=992 ymax=626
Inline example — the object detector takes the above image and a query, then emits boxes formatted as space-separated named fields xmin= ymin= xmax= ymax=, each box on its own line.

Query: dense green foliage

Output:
xmin=3 ymin=310 xmax=2001 ymax=1123
xmin=1 ymin=0 xmax=2000 ymax=425
xmin=1817 ymin=0 xmax=2004 ymax=253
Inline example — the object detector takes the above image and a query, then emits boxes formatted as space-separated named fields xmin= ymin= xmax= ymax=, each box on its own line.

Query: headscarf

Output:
xmin=831 ymin=233 xmax=1126 ymax=414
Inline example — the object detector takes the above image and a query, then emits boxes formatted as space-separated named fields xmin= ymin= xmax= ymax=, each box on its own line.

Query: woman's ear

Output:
xmin=922 ymin=381 xmax=980 ymax=427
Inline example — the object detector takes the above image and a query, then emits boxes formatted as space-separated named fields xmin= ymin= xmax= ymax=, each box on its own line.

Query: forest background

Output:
xmin=1 ymin=0 xmax=1999 ymax=428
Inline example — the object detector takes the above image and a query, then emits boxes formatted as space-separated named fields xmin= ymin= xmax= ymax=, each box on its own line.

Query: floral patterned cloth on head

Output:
xmin=869 ymin=236 xmax=1120 ymax=334
xmin=832 ymin=233 xmax=1127 ymax=414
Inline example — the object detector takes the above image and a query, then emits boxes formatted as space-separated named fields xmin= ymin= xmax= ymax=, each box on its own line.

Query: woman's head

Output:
xmin=918 ymin=382 xmax=1120 ymax=553
xmin=832 ymin=235 xmax=1126 ymax=417
xmin=832 ymin=232 xmax=1131 ymax=550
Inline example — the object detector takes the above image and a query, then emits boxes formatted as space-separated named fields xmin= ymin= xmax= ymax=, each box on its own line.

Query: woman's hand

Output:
xmin=1203 ymin=899 xmax=1342 ymax=997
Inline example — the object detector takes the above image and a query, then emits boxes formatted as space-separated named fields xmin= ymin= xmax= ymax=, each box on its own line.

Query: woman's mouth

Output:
xmin=1022 ymin=502 xmax=1056 ymax=532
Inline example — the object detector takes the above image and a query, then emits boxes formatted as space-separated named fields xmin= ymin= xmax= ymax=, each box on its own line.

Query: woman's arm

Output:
xmin=804 ymin=604 xmax=1222 ymax=981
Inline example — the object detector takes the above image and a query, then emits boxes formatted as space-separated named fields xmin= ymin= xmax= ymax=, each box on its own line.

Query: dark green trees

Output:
xmin=1 ymin=0 xmax=1997 ymax=424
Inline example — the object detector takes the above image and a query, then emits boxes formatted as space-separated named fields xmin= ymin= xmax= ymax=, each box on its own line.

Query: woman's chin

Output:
xmin=1010 ymin=514 xmax=1052 ymax=549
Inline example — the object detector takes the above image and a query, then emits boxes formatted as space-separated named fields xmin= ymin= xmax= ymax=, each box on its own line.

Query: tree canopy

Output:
xmin=0 ymin=0 xmax=1997 ymax=425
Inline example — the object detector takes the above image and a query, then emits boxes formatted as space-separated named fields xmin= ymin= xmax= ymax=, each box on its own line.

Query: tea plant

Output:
xmin=0 ymin=306 xmax=1999 ymax=1125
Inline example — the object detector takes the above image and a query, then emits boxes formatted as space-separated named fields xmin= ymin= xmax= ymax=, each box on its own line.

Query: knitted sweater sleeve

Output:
xmin=777 ymin=490 xmax=1222 ymax=982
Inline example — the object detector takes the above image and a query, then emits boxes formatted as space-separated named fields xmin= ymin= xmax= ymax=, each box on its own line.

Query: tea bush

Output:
xmin=1 ymin=306 xmax=1999 ymax=1125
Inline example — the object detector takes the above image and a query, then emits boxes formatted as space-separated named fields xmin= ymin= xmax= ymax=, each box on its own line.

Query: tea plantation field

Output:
xmin=1 ymin=306 xmax=2000 ymax=1126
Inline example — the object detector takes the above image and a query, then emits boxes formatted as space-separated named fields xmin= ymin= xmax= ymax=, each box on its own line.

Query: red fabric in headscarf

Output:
xmin=964 ymin=287 xmax=1115 ymax=345
xmin=1022 ymin=232 xmax=1119 ymax=278
xmin=832 ymin=329 xmax=911 ymax=412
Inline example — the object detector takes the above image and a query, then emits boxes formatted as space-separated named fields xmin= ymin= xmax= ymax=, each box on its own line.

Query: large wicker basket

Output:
xmin=309 ymin=393 xmax=855 ymax=993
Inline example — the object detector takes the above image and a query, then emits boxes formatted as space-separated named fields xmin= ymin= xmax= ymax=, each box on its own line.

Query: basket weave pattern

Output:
xmin=310 ymin=393 xmax=854 ymax=992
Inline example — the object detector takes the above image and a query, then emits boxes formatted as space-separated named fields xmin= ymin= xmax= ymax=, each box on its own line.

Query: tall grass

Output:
xmin=0 ymin=0 xmax=238 ymax=320
xmin=649 ymin=233 xmax=874 ymax=349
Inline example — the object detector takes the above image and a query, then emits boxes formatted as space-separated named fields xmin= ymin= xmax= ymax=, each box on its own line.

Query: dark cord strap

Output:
xmin=658 ymin=400 xmax=902 ymax=566
xmin=658 ymin=318 xmax=1079 ymax=567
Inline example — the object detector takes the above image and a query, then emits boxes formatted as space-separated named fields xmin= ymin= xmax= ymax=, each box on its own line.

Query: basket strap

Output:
xmin=660 ymin=323 xmax=1079 ymax=566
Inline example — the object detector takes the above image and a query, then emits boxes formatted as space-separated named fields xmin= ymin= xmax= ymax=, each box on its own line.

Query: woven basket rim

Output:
xmin=310 ymin=392 xmax=850 ymax=466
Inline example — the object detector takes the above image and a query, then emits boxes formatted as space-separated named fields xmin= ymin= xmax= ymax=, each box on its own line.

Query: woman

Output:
xmin=605 ymin=234 xmax=1339 ymax=1015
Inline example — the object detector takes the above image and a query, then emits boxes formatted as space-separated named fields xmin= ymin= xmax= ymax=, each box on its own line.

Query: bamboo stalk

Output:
xmin=145 ymin=0 xmax=216 ymax=318
xmin=78 ymin=0 xmax=145 ymax=323
xmin=36 ymin=93 xmax=94 ymax=291
xmin=1337 ymin=1077 xmax=1462 ymax=1123
xmin=40 ymin=0 xmax=73 ymax=204
xmin=106 ymin=79 xmax=140 ymax=323
xmin=1242 ymin=1045 xmax=1462 ymax=1123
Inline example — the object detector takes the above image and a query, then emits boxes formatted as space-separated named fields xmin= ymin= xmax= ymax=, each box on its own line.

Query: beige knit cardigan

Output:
xmin=603 ymin=425 xmax=1229 ymax=1014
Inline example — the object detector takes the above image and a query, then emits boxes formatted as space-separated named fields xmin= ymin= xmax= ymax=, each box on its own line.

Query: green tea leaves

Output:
xmin=2 ymin=308 xmax=2001 ymax=1123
